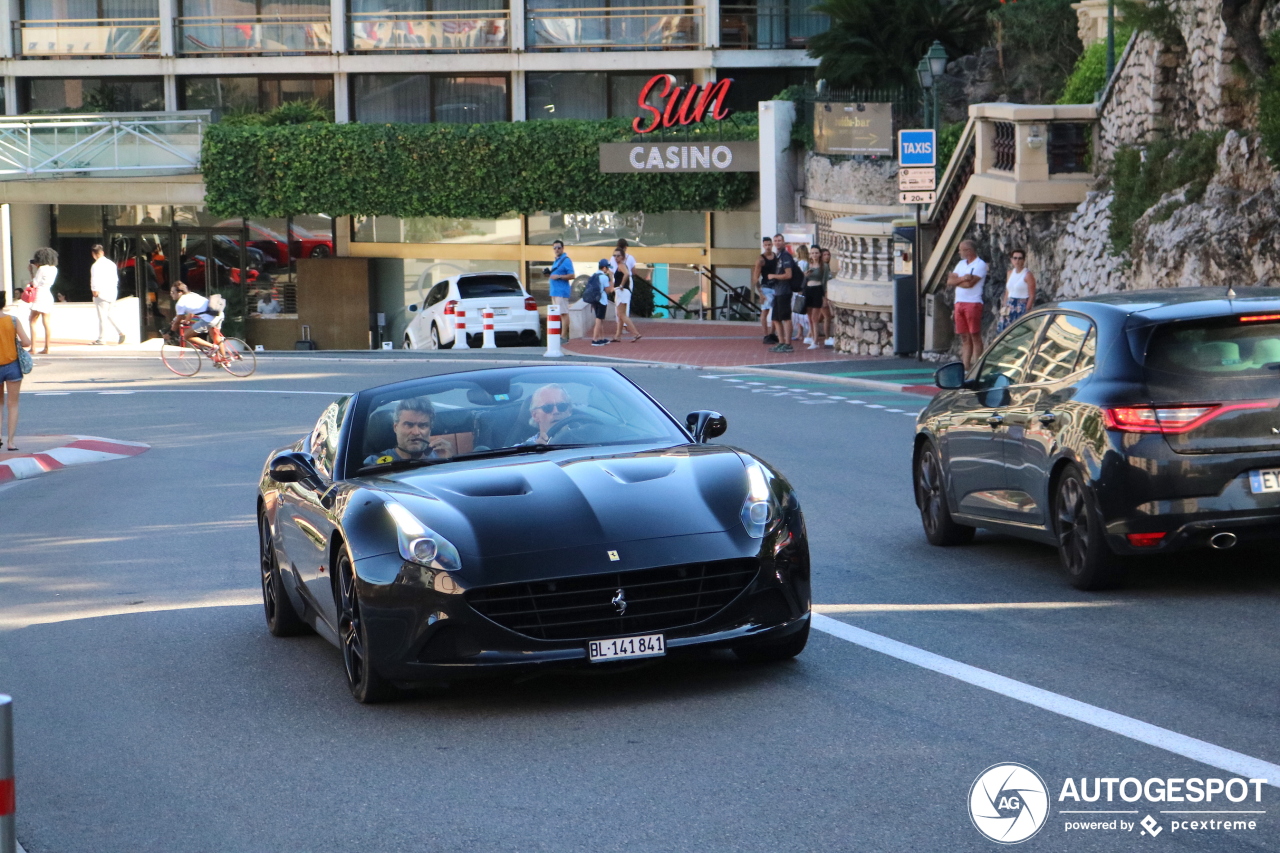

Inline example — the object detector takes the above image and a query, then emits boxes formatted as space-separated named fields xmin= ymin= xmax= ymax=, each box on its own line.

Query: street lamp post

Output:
xmin=926 ymin=40 xmax=948 ymax=139
xmin=1105 ymin=0 xmax=1116 ymax=80
xmin=915 ymin=58 xmax=933 ymax=133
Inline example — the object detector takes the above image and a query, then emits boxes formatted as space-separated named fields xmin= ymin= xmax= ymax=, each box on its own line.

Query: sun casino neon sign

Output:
xmin=633 ymin=74 xmax=734 ymax=135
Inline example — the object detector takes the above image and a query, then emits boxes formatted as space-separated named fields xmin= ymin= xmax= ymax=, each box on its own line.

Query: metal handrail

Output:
xmin=717 ymin=6 xmax=827 ymax=50
xmin=177 ymin=15 xmax=332 ymax=53
xmin=349 ymin=9 xmax=509 ymax=51
xmin=14 ymin=17 xmax=161 ymax=56
xmin=697 ymin=265 xmax=760 ymax=321
xmin=0 ymin=111 xmax=209 ymax=178
xmin=177 ymin=13 xmax=332 ymax=22
xmin=526 ymin=6 xmax=702 ymax=49
xmin=17 ymin=17 xmax=160 ymax=24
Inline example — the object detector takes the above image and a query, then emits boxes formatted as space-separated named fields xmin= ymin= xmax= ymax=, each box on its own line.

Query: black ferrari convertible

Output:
xmin=257 ymin=365 xmax=811 ymax=702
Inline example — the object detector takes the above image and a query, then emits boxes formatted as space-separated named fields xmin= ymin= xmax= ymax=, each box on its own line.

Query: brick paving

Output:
xmin=562 ymin=318 xmax=869 ymax=368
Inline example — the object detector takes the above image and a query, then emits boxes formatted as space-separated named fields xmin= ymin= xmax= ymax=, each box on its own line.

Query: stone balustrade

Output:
xmin=826 ymin=213 xmax=903 ymax=356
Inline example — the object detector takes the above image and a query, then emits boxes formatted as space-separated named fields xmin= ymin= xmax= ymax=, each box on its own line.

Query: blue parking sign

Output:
xmin=899 ymin=130 xmax=936 ymax=167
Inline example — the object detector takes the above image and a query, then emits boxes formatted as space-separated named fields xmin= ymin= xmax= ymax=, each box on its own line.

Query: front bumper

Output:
xmin=354 ymin=531 xmax=810 ymax=683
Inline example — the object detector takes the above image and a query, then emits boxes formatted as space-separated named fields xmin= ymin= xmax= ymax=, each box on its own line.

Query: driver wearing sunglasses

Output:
xmin=525 ymin=384 xmax=575 ymax=445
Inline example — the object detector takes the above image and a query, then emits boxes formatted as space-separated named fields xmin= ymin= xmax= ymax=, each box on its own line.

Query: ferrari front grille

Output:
xmin=465 ymin=559 xmax=759 ymax=641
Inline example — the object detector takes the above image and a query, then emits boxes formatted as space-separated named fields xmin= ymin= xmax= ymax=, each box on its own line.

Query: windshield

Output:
xmin=1143 ymin=316 xmax=1280 ymax=401
xmin=350 ymin=368 xmax=688 ymax=474
xmin=458 ymin=276 xmax=523 ymax=299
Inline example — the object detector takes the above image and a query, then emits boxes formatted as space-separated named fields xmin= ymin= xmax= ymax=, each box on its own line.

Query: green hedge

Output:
xmin=202 ymin=118 xmax=758 ymax=219
xmin=1056 ymin=27 xmax=1132 ymax=104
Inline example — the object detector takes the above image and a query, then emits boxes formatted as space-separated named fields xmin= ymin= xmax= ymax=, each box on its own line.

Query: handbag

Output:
xmin=20 ymin=284 xmax=37 ymax=304
xmin=791 ymin=291 xmax=806 ymax=314
xmin=8 ymin=317 xmax=31 ymax=374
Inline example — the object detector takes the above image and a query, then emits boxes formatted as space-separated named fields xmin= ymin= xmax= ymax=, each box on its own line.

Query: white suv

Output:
xmin=404 ymin=272 xmax=542 ymax=350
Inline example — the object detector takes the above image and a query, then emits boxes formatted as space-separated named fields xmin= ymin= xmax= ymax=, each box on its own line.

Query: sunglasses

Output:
xmin=536 ymin=402 xmax=572 ymax=414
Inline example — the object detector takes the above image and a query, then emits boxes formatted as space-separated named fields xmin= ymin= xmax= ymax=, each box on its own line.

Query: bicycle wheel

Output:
xmin=161 ymin=341 xmax=201 ymax=377
xmin=219 ymin=337 xmax=257 ymax=377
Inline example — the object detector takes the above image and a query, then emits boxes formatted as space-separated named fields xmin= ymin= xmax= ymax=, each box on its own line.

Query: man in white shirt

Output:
xmin=90 ymin=244 xmax=125 ymax=345
xmin=945 ymin=240 xmax=989 ymax=370
xmin=169 ymin=283 xmax=223 ymax=356
xmin=607 ymin=238 xmax=637 ymax=277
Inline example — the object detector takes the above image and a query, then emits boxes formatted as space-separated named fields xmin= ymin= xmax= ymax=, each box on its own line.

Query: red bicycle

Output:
xmin=161 ymin=318 xmax=257 ymax=377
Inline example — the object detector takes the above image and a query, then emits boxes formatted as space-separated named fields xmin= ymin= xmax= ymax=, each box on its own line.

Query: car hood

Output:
xmin=374 ymin=443 xmax=751 ymax=564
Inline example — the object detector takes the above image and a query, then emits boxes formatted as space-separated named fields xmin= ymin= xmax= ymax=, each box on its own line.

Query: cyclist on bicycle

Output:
xmin=169 ymin=283 xmax=223 ymax=355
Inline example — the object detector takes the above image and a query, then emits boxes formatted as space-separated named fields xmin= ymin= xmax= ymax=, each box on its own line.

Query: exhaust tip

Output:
xmin=1209 ymin=532 xmax=1238 ymax=550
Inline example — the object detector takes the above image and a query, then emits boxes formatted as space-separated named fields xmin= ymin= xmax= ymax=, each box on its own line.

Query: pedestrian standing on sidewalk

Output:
xmin=546 ymin=240 xmax=574 ymax=342
xmin=752 ymin=237 xmax=778 ymax=344
xmin=90 ymin=244 xmax=125 ymax=345
xmin=997 ymin=248 xmax=1037 ymax=333
xmin=945 ymin=240 xmax=989 ymax=370
xmin=803 ymin=245 xmax=827 ymax=350
xmin=609 ymin=239 xmax=637 ymax=278
xmin=26 ymin=247 xmax=58 ymax=355
xmin=584 ymin=259 xmax=611 ymax=346
xmin=608 ymin=248 xmax=642 ymax=342
xmin=0 ymin=303 xmax=32 ymax=451
xmin=767 ymin=235 xmax=798 ymax=353
xmin=819 ymin=247 xmax=835 ymax=346
xmin=793 ymin=245 xmax=812 ymax=342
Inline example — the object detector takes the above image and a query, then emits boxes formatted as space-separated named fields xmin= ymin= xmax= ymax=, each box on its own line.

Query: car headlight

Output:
xmin=385 ymin=501 xmax=462 ymax=573
xmin=740 ymin=460 xmax=780 ymax=539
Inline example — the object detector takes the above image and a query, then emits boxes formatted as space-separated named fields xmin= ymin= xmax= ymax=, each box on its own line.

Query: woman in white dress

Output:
xmin=997 ymin=248 xmax=1037 ymax=333
xmin=607 ymin=247 xmax=642 ymax=343
xmin=27 ymin=247 xmax=58 ymax=355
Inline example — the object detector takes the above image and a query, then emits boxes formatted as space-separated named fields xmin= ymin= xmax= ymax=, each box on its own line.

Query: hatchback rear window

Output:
xmin=458 ymin=276 xmax=523 ymax=299
xmin=1143 ymin=317 xmax=1280 ymax=400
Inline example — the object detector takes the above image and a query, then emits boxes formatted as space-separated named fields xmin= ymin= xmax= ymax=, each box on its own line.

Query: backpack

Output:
xmin=582 ymin=272 xmax=607 ymax=306
xmin=207 ymin=293 xmax=227 ymax=313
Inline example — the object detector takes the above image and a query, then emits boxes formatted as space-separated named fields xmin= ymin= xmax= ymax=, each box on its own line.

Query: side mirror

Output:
xmin=269 ymin=451 xmax=321 ymax=485
xmin=686 ymin=410 xmax=728 ymax=443
xmin=935 ymin=362 xmax=967 ymax=390
xmin=407 ymin=304 xmax=419 ymax=313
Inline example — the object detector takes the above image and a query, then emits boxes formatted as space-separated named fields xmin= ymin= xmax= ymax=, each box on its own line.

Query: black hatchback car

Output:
xmin=913 ymin=287 xmax=1280 ymax=589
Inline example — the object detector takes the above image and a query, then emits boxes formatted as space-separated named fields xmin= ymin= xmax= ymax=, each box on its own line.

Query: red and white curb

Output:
xmin=0 ymin=435 xmax=150 ymax=483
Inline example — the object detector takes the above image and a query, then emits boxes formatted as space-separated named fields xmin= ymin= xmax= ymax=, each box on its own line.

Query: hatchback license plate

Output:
xmin=494 ymin=308 xmax=509 ymax=316
xmin=1249 ymin=468 xmax=1280 ymax=494
xmin=588 ymin=634 xmax=665 ymax=662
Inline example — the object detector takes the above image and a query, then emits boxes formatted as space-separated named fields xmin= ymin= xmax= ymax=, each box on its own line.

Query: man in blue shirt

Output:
xmin=546 ymin=239 xmax=575 ymax=342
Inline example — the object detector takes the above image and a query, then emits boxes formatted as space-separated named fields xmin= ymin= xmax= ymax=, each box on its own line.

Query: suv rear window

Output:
xmin=1143 ymin=317 xmax=1280 ymax=400
xmin=458 ymin=276 xmax=523 ymax=299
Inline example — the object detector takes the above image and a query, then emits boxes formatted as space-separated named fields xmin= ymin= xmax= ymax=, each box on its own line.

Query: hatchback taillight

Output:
xmin=444 ymin=300 xmax=458 ymax=316
xmin=524 ymin=296 xmax=538 ymax=312
xmin=1103 ymin=399 xmax=1279 ymax=434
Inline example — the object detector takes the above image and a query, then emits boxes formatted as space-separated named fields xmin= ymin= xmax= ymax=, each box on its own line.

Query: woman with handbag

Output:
xmin=0 ymin=305 xmax=33 ymax=451
xmin=607 ymin=247 xmax=642 ymax=343
xmin=25 ymin=247 xmax=59 ymax=355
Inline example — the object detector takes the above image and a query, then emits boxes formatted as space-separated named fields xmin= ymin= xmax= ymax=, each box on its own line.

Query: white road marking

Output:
xmin=98 ymin=390 xmax=134 ymax=395
xmin=744 ymin=382 xmax=765 ymax=385
xmin=799 ymin=400 xmax=838 ymax=405
xmin=812 ymin=614 xmax=1280 ymax=785
xmin=33 ymin=392 xmax=70 ymax=396
xmin=886 ymin=408 xmax=905 ymax=413
xmin=865 ymin=404 xmax=885 ymax=409
xmin=846 ymin=399 xmax=865 ymax=404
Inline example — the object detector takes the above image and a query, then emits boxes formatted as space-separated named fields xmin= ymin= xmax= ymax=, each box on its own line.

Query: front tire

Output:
xmin=733 ymin=620 xmax=809 ymax=663
xmin=1053 ymin=465 xmax=1123 ymax=590
xmin=427 ymin=324 xmax=441 ymax=350
xmin=161 ymin=341 xmax=201 ymax=376
xmin=337 ymin=552 xmax=398 ymax=703
xmin=259 ymin=510 xmax=307 ymax=637
xmin=403 ymin=334 xmax=414 ymax=350
xmin=914 ymin=441 xmax=975 ymax=546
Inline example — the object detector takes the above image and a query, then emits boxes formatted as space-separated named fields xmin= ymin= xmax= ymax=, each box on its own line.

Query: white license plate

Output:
xmin=1248 ymin=467 xmax=1280 ymax=494
xmin=588 ymin=633 xmax=666 ymax=662
xmin=494 ymin=308 xmax=509 ymax=317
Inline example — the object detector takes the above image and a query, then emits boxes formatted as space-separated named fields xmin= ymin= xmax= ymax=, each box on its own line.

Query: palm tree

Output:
xmin=807 ymin=0 xmax=997 ymax=89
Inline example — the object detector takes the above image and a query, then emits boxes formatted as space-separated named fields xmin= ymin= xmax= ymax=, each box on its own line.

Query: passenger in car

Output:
xmin=364 ymin=396 xmax=455 ymax=465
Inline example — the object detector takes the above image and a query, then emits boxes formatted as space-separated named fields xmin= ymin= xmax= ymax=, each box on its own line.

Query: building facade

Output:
xmin=0 ymin=0 xmax=822 ymax=345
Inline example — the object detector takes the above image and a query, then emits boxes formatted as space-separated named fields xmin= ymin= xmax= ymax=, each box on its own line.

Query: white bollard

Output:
xmin=454 ymin=305 xmax=470 ymax=349
xmin=481 ymin=306 xmax=497 ymax=349
xmin=1 ymin=694 xmax=14 ymax=853
xmin=543 ymin=306 xmax=563 ymax=358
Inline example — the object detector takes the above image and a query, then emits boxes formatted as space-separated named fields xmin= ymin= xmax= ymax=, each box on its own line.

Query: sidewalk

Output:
xmin=562 ymin=318 xmax=866 ymax=367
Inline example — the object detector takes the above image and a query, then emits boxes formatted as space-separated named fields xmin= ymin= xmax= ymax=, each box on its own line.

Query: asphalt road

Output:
xmin=2 ymin=354 xmax=1278 ymax=853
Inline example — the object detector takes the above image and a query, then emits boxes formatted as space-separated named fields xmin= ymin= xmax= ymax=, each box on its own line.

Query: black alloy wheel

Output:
xmin=337 ymin=552 xmax=397 ymax=703
xmin=1053 ymin=466 xmax=1123 ymax=590
xmin=914 ymin=442 xmax=975 ymax=546
xmin=259 ymin=510 xmax=307 ymax=637
xmin=309 ymin=244 xmax=332 ymax=258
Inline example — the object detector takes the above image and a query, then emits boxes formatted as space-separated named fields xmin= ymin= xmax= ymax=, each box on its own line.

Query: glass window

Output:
xmin=24 ymin=0 xmax=160 ymax=17
xmin=527 ymin=211 xmax=703 ymax=247
xmin=1027 ymin=313 xmax=1093 ymax=384
xmin=527 ymin=72 xmax=606 ymax=120
xmin=352 ymin=214 xmax=521 ymax=244
xmin=609 ymin=72 xmax=689 ymax=119
xmin=351 ymin=367 xmax=687 ymax=473
xmin=457 ymin=274 xmax=522 ymax=299
xmin=181 ymin=76 xmax=332 ymax=113
xmin=433 ymin=75 xmax=507 ymax=123
xmin=1075 ymin=327 xmax=1096 ymax=374
xmin=309 ymin=396 xmax=350 ymax=480
xmin=1143 ymin=316 xmax=1280 ymax=401
xmin=975 ymin=315 xmax=1046 ymax=390
xmin=353 ymin=74 xmax=431 ymax=123
xmin=24 ymin=77 xmax=163 ymax=112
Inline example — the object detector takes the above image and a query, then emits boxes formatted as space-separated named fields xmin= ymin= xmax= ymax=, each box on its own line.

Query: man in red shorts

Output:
xmin=946 ymin=240 xmax=989 ymax=370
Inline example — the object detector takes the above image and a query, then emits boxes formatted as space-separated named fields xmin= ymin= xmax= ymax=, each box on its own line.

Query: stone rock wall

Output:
xmin=831 ymin=307 xmax=893 ymax=356
xmin=1099 ymin=1 xmax=1252 ymax=160
xmin=804 ymin=153 xmax=899 ymax=207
